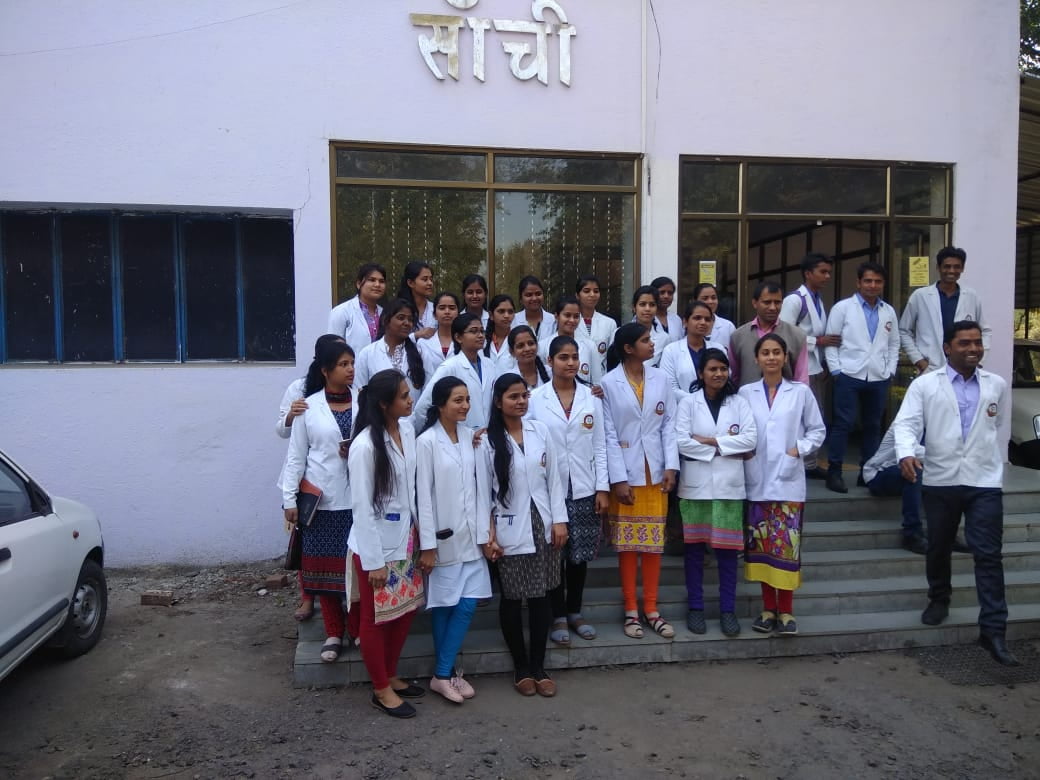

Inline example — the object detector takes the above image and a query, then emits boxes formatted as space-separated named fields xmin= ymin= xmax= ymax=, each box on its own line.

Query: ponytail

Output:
xmin=487 ymin=373 xmax=525 ymax=509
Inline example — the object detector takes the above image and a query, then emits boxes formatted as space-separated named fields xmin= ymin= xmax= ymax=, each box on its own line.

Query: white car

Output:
xmin=1011 ymin=338 xmax=1040 ymax=469
xmin=0 ymin=449 xmax=107 ymax=682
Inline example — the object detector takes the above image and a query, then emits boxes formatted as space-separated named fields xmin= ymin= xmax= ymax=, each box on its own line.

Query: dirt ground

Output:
xmin=1 ymin=562 xmax=1039 ymax=780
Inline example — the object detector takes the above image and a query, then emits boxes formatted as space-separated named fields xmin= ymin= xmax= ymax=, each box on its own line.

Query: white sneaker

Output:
xmin=430 ymin=676 xmax=464 ymax=704
xmin=452 ymin=675 xmax=475 ymax=699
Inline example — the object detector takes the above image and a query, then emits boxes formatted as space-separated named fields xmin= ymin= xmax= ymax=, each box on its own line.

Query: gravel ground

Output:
xmin=1 ymin=560 xmax=1039 ymax=779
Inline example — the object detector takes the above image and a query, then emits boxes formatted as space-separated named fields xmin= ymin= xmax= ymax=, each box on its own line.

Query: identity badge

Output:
xmin=655 ymin=401 xmax=665 ymax=416
xmin=582 ymin=414 xmax=594 ymax=430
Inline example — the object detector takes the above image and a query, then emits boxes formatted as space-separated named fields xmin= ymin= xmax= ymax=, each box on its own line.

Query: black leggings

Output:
xmin=549 ymin=559 xmax=588 ymax=618
xmin=499 ymin=595 xmax=551 ymax=679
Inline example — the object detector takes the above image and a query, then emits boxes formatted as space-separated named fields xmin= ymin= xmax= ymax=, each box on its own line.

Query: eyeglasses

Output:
xmin=463 ymin=328 xmax=485 ymax=335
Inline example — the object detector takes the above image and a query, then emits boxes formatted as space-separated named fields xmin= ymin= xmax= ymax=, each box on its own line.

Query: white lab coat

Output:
xmin=738 ymin=380 xmax=826 ymax=503
xmin=780 ymin=284 xmax=829 ymax=376
xmin=276 ymin=376 xmax=306 ymax=439
xmin=480 ymin=419 xmax=569 ymax=556
xmin=658 ymin=337 xmax=723 ymax=406
xmin=414 ymin=351 xmax=495 ymax=430
xmin=898 ymin=284 xmax=991 ymax=370
xmin=577 ymin=311 xmax=618 ymax=383
xmin=417 ymin=332 xmax=454 ymax=371
xmin=676 ymin=390 xmax=758 ymax=500
xmin=891 ymin=367 xmax=1007 ymax=488
xmin=527 ymin=382 xmax=609 ymax=500
xmin=415 ymin=421 xmax=491 ymax=565
xmin=600 ymin=365 xmax=680 ymax=486
xmin=644 ymin=317 xmax=678 ymax=368
xmin=327 ymin=296 xmax=381 ymax=362
xmin=537 ymin=335 xmax=595 ymax=386
xmin=824 ymin=296 xmax=900 ymax=381
xmin=354 ymin=337 xmax=434 ymax=403
xmin=414 ymin=299 xmax=437 ymax=331
xmin=708 ymin=316 xmax=735 ymax=350
xmin=279 ymin=390 xmax=354 ymax=511
xmin=483 ymin=336 xmax=515 ymax=376
xmin=513 ymin=308 xmax=557 ymax=340
xmin=862 ymin=425 xmax=925 ymax=484
xmin=346 ymin=420 xmax=417 ymax=571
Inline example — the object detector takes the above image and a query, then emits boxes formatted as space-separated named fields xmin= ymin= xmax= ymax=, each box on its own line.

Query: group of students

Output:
xmin=275 ymin=260 xmax=833 ymax=718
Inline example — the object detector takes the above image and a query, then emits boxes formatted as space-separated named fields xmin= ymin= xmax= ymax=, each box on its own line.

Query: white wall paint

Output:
xmin=0 ymin=0 xmax=1020 ymax=563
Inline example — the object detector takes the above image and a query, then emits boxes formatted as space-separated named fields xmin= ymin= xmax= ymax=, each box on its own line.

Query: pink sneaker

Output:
xmin=430 ymin=676 xmax=464 ymax=704
xmin=452 ymin=675 xmax=475 ymax=699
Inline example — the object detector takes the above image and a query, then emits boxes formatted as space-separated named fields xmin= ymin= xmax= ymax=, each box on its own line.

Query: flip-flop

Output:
xmin=320 ymin=639 xmax=343 ymax=663
xmin=568 ymin=615 xmax=597 ymax=640
xmin=550 ymin=619 xmax=571 ymax=646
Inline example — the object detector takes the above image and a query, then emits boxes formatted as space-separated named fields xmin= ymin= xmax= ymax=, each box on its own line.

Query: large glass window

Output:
xmin=332 ymin=144 xmax=639 ymax=323
xmin=0 ymin=210 xmax=295 ymax=363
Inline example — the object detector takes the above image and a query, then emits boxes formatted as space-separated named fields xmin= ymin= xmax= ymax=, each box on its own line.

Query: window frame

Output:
xmin=329 ymin=140 xmax=642 ymax=307
xmin=0 ymin=208 xmax=295 ymax=365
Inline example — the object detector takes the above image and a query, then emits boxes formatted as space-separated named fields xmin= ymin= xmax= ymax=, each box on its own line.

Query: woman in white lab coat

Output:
xmin=417 ymin=291 xmax=460 ymax=370
xmin=461 ymin=273 xmax=490 ymax=329
xmin=738 ymin=333 xmax=826 ymax=637
xmin=482 ymin=294 xmax=516 ymax=375
xmin=507 ymin=325 xmax=550 ymax=389
xmin=651 ymin=275 xmax=685 ymax=344
xmin=538 ymin=296 xmax=598 ymax=391
xmin=346 ymin=369 xmax=425 ymax=719
xmin=480 ymin=373 xmax=569 ymax=697
xmin=528 ymin=336 xmax=609 ymax=645
xmin=659 ymin=300 xmax=717 ymax=406
xmin=415 ymin=376 xmax=492 ymax=704
xmin=354 ymin=298 xmax=430 ymax=405
xmin=276 ymin=333 xmax=346 ymax=623
xmin=631 ymin=285 xmax=670 ymax=368
xmin=513 ymin=275 xmax=556 ymax=340
xmin=600 ymin=323 xmax=680 ymax=639
xmin=575 ymin=273 xmax=618 ymax=384
xmin=694 ymin=282 xmax=736 ymax=349
xmin=414 ymin=313 xmax=495 ymax=432
xmin=280 ymin=339 xmax=359 ymax=661
xmin=676 ymin=348 xmax=757 ymax=638
xmin=326 ymin=262 xmax=386 ymax=360
xmin=395 ymin=260 xmax=437 ymax=338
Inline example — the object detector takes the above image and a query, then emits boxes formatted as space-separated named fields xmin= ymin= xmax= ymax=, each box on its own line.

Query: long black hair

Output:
xmin=352 ymin=368 xmax=406 ymax=513
xmin=461 ymin=273 xmax=488 ymax=312
xmin=452 ymin=312 xmax=482 ymax=355
xmin=419 ymin=375 xmax=467 ymax=435
xmin=690 ymin=347 xmax=737 ymax=401
xmin=487 ymin=373 xmax=526 ymax=509
xmin=607 ymin=322 xmax=648 ymax=372
xmin=483 ymin=294 xmax=515 ymax=356
xmin=508 ymin=325 xmax=549 ymax=385
xmin=395 ymin=260 xmax=433 ymax=321
xmin=378 ymin=298 xmax=427 ymax=389
xmin=547 ymin=335 xmax=592 ymax=387
xmin=304 ymin=339 xmax=355 ymax=397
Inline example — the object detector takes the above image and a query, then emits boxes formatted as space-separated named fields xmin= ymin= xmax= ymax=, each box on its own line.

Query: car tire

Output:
xmin=57 ymin=558 xmax=107 ymax=658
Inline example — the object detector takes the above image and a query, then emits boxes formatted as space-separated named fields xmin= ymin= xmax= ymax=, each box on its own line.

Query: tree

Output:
xmin=1023 ymin=0 xmax=1040 ymax=75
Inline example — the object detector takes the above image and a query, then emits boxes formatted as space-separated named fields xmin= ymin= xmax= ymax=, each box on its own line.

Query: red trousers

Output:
xmin=353 ymin=556 xmax=416 ymax=689
xmin=760 ymin=584 xmax=794 ymax=614
xmin=316 ymin=595 xmax=360 ymax=641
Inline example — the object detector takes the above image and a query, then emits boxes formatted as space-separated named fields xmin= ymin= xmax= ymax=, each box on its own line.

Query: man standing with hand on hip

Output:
xmin=780 ymin=252 xmax=840 ymax=480
xmin=891 ymin=321 xmax=1018 ymax=667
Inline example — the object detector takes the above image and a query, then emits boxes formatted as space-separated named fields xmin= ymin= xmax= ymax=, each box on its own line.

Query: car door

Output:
xmin=0 ymin=456 xmax=70 ymax=675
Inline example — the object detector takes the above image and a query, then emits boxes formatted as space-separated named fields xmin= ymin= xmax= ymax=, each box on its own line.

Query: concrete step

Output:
xmin=800 ymin=514 xmax=1040 ymax=551
xmin=299 ymin=570 xmax=1040 ymax=639
xmin=581 ymin=541 xmax=1040 ymax=587
xmin=293 ymin=602 xmax=1040 ymax=687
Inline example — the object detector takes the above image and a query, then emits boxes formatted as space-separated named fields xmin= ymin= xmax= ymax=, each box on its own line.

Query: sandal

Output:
xmin=550 ymin=618 xmax=571 ymax=646
xmin=644 ymin=614 xmax=675 ymax=639
xmin=320 ymin=639 xmax=343 ymax=663
xmin=294 ymin=599 xmax=315 ymax=622
xmin=623 ymin=616 xmax=644 ymax=639
xmin=568 ymin=614 xmax=597 ymax=640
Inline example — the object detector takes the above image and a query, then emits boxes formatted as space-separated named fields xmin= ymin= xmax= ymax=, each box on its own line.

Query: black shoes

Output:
xmin=751 ymin=610 xmax=777 ymax=633
xmin=902 ymin=534 xmax=928 ymax=555
xmin=392 ymin=683 xmax=426 ymax=699
xmin=720 ymin=612 xmax=741 ymax=637
xmin=370 ymin=693 xmax=417 ymax=718
xmin=979 ymin=634 xmax=1022 ymax=667
xmin=826 ymin=472 xmax=848 ymax=494
xmin=686 ymin=609 xmax=707 ymax=635
xmin=921 ymin=600 xmax=949 ymax=626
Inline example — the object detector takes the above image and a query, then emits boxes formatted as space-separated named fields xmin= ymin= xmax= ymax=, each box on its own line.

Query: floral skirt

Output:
xmin=744 ymin=500 xmax=804 ymax=591
xmin=608 ymin=467 xmax=667 ymax=554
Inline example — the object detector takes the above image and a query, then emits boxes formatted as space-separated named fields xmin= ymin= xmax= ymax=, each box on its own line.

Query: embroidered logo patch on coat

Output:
xmin=655 ymin=401 xmax=665 ymax=415
xmin=582 ymin=414 xmax=594 ymax=429
xmin=598 ymin=341 xmax=607 ymax=354
xmin=987 ymin=402 xmax=998 ymax=417
xmin=728 ymin=424 xmax=740 ymax=435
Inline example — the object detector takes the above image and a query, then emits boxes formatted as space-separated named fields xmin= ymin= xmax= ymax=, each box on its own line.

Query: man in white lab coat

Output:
xmin=899 ymin=246 xmax=990 ymax=374
xmin=891 ymin=321 xmax=1018 ymax=667
xmin=779 ymin=252 xmax=840 ymax=480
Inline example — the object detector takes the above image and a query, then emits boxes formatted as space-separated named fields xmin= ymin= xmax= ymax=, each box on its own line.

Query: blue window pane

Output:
xmin=242 ymin=218 xmax=294 ymax=361
xmin=60 ymin=214 xmax=114 ymax=362
xmin=121 ymin=216 xmax=177 ymax=360
xmin=3 ymin=213 xmax=55 ymax=361
xmin=183 ymin=218 xmax=237 ymax=360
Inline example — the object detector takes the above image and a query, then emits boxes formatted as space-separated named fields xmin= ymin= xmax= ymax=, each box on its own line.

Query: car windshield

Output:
xmin=1013 ymin=345 xmax=1040 ymax=388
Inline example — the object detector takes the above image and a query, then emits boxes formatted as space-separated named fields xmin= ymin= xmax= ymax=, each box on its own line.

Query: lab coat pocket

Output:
xmin=679 ymin=461 xmax=709 ymax=491
xmin=779 ymin=452 xmax=802 ymax=481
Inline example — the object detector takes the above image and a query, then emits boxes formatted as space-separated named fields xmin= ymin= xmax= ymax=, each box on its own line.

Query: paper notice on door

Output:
xmin=908 ymin=256 xmax=930 ymax=287
xmin=699 ymin=260 xmax=717 ymax=285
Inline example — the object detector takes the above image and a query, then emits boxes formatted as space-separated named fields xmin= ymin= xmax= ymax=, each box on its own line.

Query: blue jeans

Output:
xmin=828 ymin=374 xmax=890 ymax=471
xmin=866 ymin=465 xmax=923 ymax=538
xmin=922 ymin=486 xmax=1007 ymax=637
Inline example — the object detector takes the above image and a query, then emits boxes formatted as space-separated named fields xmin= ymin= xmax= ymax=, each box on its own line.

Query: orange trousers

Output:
xmin=618 ymin=551 xmax=662 ymax=614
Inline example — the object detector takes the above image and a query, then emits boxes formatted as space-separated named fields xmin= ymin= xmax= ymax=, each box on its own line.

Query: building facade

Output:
xmin=0 ymin=0 xmax=1019 ymax=564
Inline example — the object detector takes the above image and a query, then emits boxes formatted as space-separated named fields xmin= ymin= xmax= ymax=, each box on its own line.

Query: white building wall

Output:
xmin=0 ymin=0 xmax=1019 ymax=564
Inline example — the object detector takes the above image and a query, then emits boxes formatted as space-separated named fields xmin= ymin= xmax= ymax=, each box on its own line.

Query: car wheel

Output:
xmin=58 ymin=558 xmax=108 ymax=658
